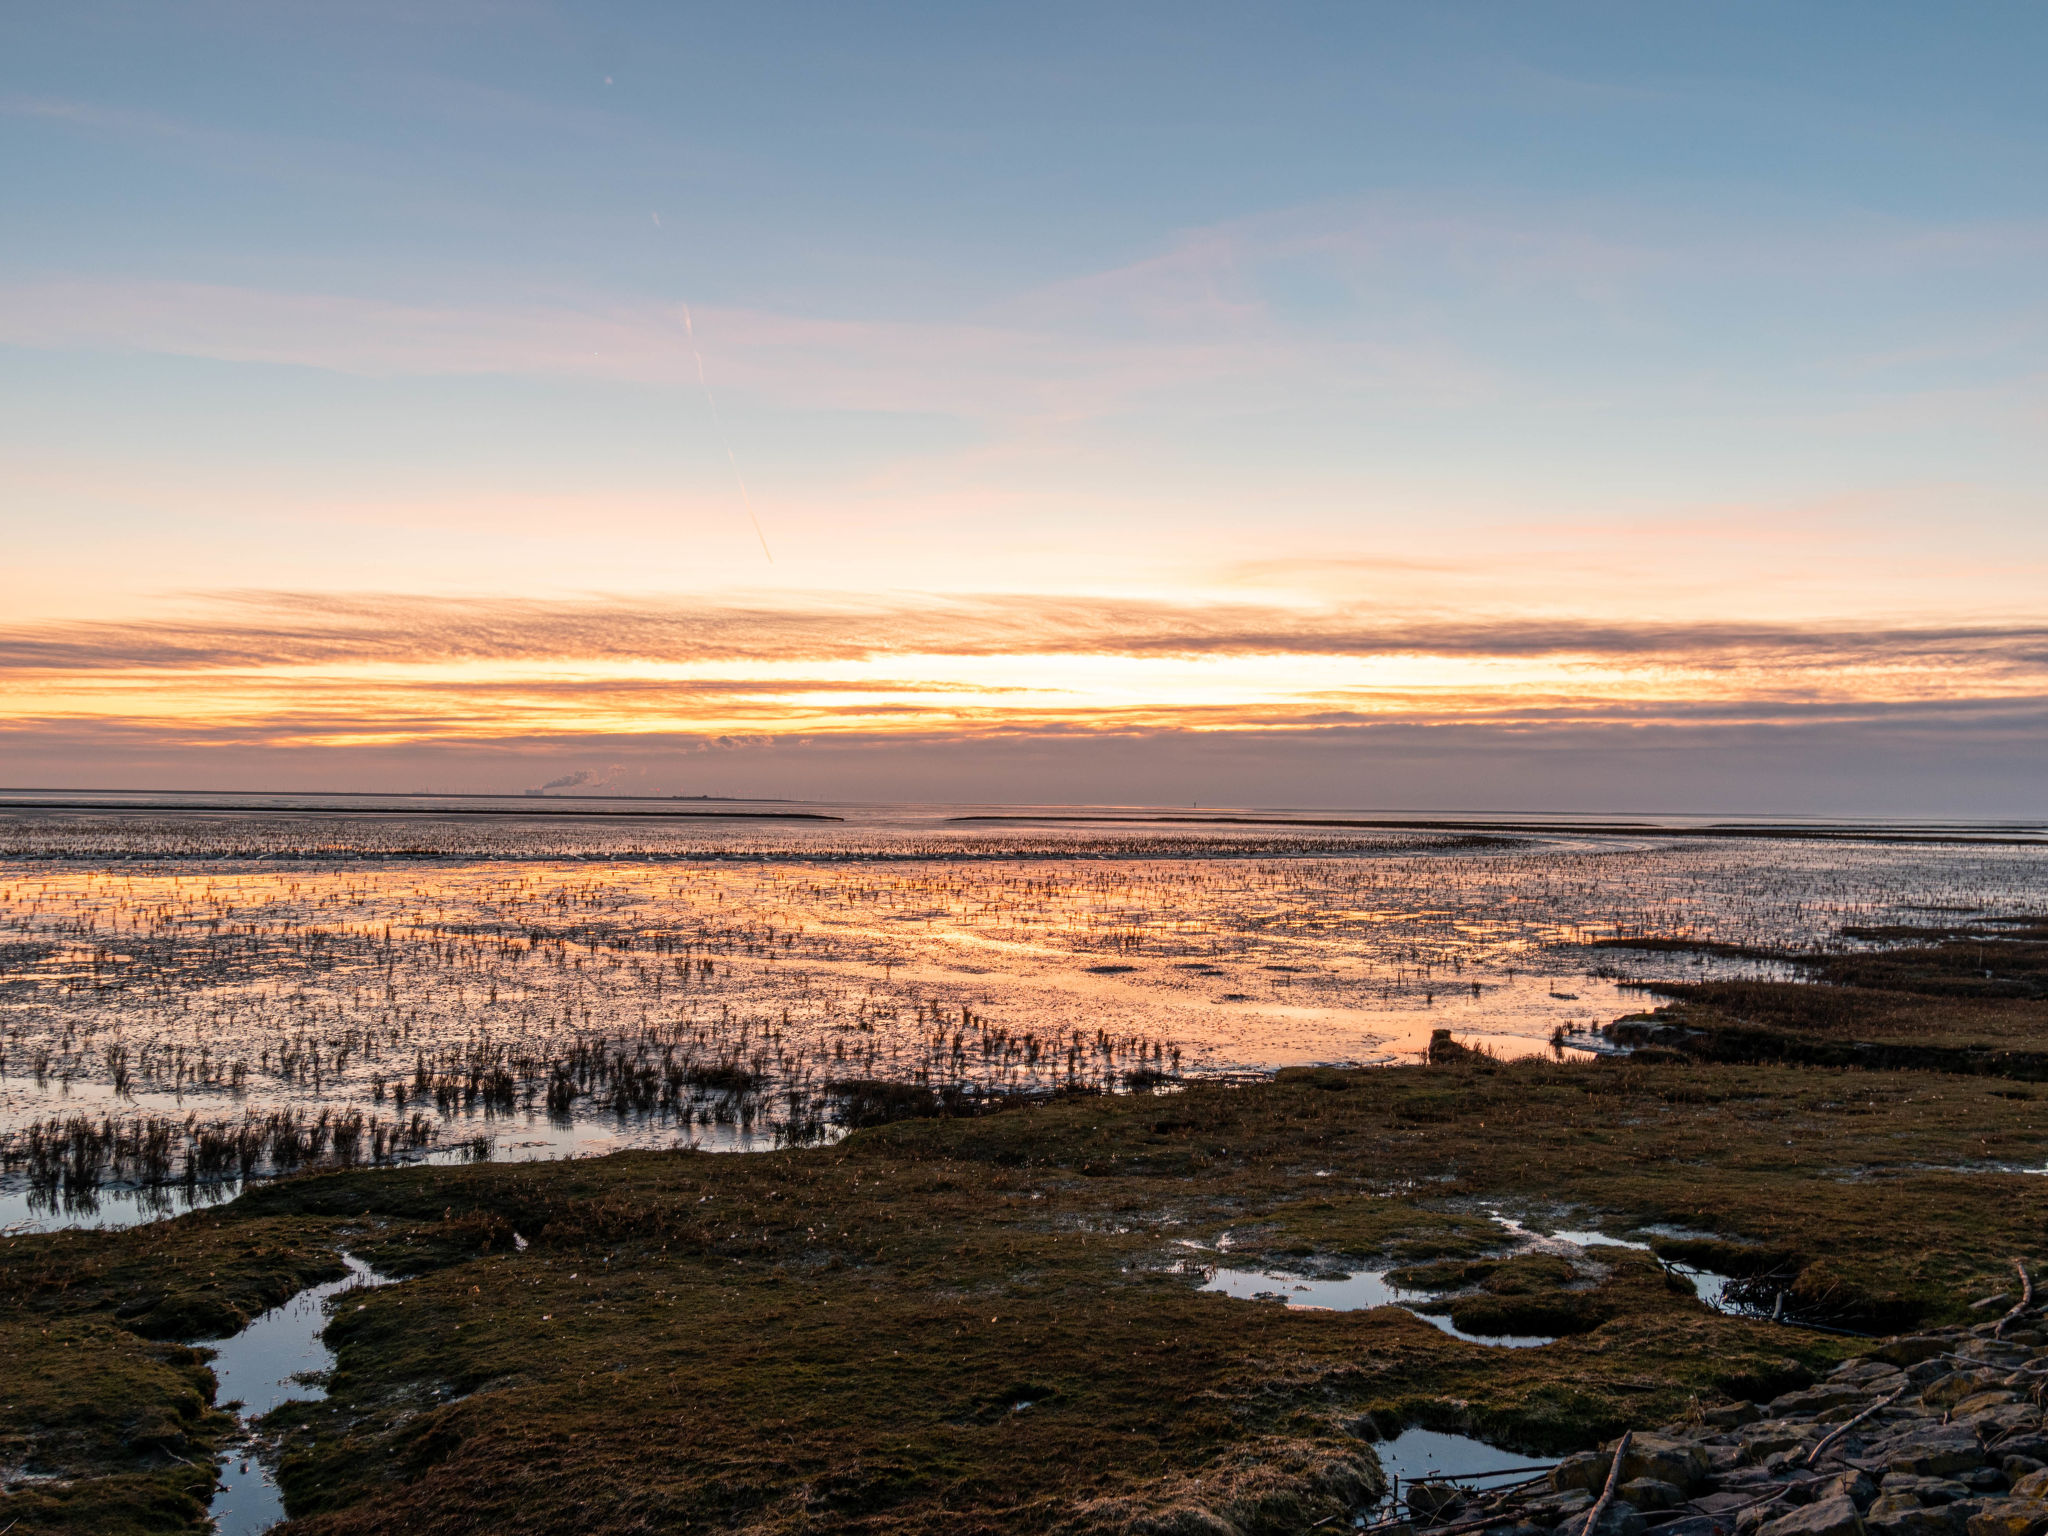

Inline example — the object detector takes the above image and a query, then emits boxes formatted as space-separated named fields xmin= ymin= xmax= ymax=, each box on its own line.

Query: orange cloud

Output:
xmin=3 ymin=591 xmax=2044 ymax=753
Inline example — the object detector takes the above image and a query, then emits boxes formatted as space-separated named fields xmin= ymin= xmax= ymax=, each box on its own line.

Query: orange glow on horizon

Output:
xmin=8 ymin=620 xmax=2041 ymax=751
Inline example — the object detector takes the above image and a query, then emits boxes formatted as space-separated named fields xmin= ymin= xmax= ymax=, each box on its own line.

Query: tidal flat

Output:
xmin=1 ymin=803 xmax=2045 ymax=1533
xmin=4 ymin=801 xmax=2043 ymax=1226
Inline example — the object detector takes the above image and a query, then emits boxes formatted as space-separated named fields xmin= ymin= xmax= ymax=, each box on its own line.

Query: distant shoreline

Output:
xmin=945 ymin=813 xmax=2047 ymax=846
xmin=0 ymin=800 xmax=843 ymax=822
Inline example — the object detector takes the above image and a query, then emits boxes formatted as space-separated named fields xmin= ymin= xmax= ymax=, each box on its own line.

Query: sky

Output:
xmin=2 ymin=1 xmax=2045 ymax=813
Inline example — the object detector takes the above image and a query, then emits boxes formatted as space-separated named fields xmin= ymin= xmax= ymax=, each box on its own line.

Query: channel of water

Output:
xmin=1199 ymin=1215 xmax=1748 ymax=1345
xmin=199 ymin=1254 xmax=394 ymax=1536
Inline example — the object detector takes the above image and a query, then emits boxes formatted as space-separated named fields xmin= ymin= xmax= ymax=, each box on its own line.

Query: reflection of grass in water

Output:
xmin=0 ymin=1106 xmax=444 ymax=1212
xmin=1 ymin=843 xmax=2042 ymax=1176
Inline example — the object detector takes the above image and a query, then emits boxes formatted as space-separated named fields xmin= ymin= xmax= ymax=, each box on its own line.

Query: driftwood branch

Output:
xmin=1996 ymin=1260 xmax=2035 ymax=1339
xmin=1802 ymin=1384 xmax=1908 ymax=1467
xmin=1577 ymin=1430 xmax=1632 ymax=1536
xmin=1352 ymin=1473 xmax=1554 ymax=1536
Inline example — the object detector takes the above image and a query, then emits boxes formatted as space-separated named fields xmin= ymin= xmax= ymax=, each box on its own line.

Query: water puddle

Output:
xmin=1489 ymin=1214 xmax=1649 ymax=1252
xmin=1364 ymin=1426 xmax=1562 ymax=1524
xmin=1373 ymin=1424 xmax=1560 ymax=1487
xmin=1492 ymin=1214 xmax=1742 ymax=1312
xmin=1199 ymin=1214 xmax=1749 ymax=1346
xmin=200 ymin=1254 xmax=393 ymax=1535
xmin=1200 ymin=1266 xmax=1555 ymax=1347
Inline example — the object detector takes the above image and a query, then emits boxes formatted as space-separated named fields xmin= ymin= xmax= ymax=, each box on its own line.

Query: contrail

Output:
xmin=680 ymin=302 xmax=773 ymax=563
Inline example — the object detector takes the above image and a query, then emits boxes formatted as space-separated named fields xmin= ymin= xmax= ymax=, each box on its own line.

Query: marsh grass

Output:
xmin=7 ymin=1048 xmax=2048 ymax=1534
xmin=1608 ymin=915 xmax=2048 ymax=1075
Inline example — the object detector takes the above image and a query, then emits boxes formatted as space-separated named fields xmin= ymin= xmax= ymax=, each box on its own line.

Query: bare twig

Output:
xmin=1577 ymin=1431 xmax=1632 ymax=1536
xmin=1802 ymin=1384 xmax=1908 ymax=1467
xmin=1352 ymin=1474 xmax=1553 ymax=1536
xmin=1996 ymin=1260 xmax=2035 ymax=1339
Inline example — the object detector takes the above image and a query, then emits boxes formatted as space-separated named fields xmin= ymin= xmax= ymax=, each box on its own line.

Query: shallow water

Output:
xmin=1371 ymin=1424 xmax=1561 ymax=1488
xmin=1200 ymin=1211 xmax=1756 ymax=1348
xmin=4 ymin=798 xmax=2043 ymax=1230
xmin=1201 ymin=1266 xmax=1556 ymax=1347
xmin=200 ymin=1254 xmax=392 ymax=1536
xmin=1493 ymin=1216 xmax=1753 ymax=1313
xmin=1364 ymin=1425 xmax=1562 ymax=1524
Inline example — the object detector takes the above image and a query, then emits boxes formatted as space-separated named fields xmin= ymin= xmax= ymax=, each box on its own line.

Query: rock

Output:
xmin=1885 ymin=1432 xmax=1988 ymax=1479
xmin=1530 ymin=1499 xmax=1642 ymax=1536
xmin=1955 ymin=1393 xmax=2026 ymax=1417
xmin=1883 ymin=1339 xmax=1958 ymax=1368
xmin=1709 ymin=1404 xmax=1766 ymax=1429
xmin=1958 ymin=1470 xmax=2008 ymax=1493
xmin=1878 ymin=1476 xmax=1973 ymax=1506
xmin=1995 ymin=1441 xmax=2048 ymax=1468
xmin=1747 ymin=1424 xmax=1824 ymax=1465
xmin=1620 ymin=1479 xmax=1686 ymax=1511
xmin=1838 ymin=1362 xmax=1907 ymax=1384
xmin=1788 ymin=1476 xmax=1839 ymax=1508
xmin=1659 ymin=1519 xmax=1739 ymax=1536
xmin=1724 ymin=1469 xmax=1790 ymax=1493
xmin=1557 ymin=1438 xmax=1712 ymax=1496
xmin=1964 ymin=1407 xmax=2041 ymax=1439
xmin=1758 ymin=1494 xmax=1866 ymax=1536
xmin=1626 ymin=1436 xmax=1714 ymax=1492
xmin=1487 ymin=1524 xmax=1549 ymax=1536
xmin=1927 ymin=1372 xmax=2012 ymax=1411
xmin=1955 ymin=1344 xmax=2032 ymax=1366
xmin=1913 ymin=1362 xmax=1962 ymax=1388
xmin=1864 ymin=1506 xmax=1965 ymax=1536
xmin=1825 ymin=1471 xmax=1880 ymax=1511
xmin=1554 ymin=1454 xmax=1611 ymax=1494
xmin=1407 ymin=1481 xmax=1465 ymax=1520
xmin=2003 ymin=1460 xmax=2048 ymax=1484
xmin=2015 ymin=1472 xmax=2048 ymax=1500
xmin=1964 ymin=1500 xmax=2048 ymax=1536
xmin=1780 ymin=1388 xmax=1886 ymax=1416
xmin=1694 ymin=1493 xmax=1761 ymax=1516
xmin=1526 ymin=1489 xmax=1595 ymax=1527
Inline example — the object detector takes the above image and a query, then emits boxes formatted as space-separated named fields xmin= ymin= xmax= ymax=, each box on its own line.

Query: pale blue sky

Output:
xmin=2 ymin=4 xmax=2044 ymax=810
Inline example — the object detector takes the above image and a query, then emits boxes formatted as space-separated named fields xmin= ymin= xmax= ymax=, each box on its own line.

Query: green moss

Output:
xmin=0 ymin=1317 xmax=229 ymax=1534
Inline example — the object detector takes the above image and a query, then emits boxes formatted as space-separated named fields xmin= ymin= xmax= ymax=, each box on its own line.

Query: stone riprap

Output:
xmin=1397 ymin=1317 xmax=2048 ymax=1536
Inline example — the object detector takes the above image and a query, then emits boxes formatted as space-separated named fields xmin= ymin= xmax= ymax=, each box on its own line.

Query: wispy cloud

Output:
xmin=5 ymin=186 xmax=2041 ymax=440
xmin=3 ymin=590 xmax=2045 ymax=672
xmin=3 ymin=590 xmax=2044 ymax=754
